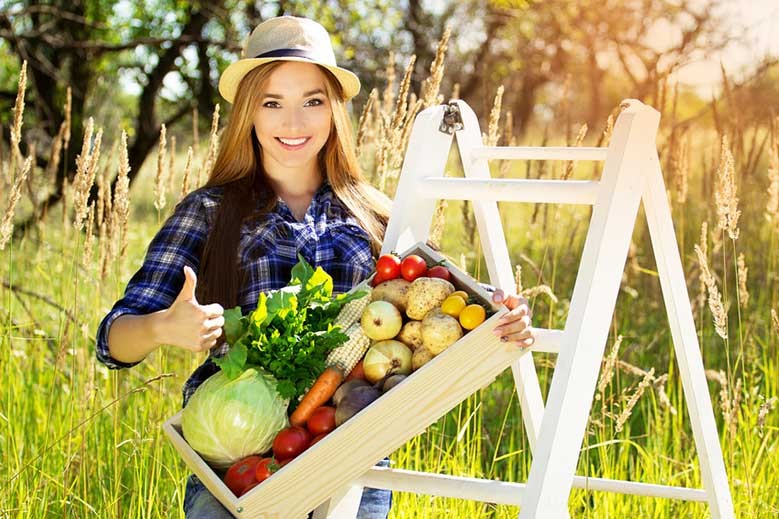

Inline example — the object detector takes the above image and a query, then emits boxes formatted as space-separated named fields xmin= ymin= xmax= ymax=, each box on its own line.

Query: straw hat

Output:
xmin=218 ymin=16 xmax=361 ymax=103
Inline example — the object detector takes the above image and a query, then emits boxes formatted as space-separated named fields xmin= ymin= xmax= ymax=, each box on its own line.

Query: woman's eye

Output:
xmin=305 ymin=98 xmax=324 ymax=107
xmin=263 ymin=101 xmax=279 ymax=108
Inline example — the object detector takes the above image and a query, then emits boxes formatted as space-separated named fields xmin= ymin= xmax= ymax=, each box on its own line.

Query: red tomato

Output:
xmin=400 ymin=255 xmax=428 ymax=281
xmin=224 ymin=455 xmax=261 ymax=496
xmin=310 ymin=433 xmax=328 ymax=446
xmin=375 ymin=254 xmax=401 ymax=280
xmin=254 ymin=457 xmax=279 ymax=483
xmin=345 ymin=360 xmax=366 ymax=382
xmin=242 ymin=481 xmax=259 ymax=495
xmin=427 ymin=265 xmax=451 ymax=281
xmin=272 ymin=426 xmax=310 ymax=461
xmin=371 ymin=273 xmax=390 ymax=287
xmin=307 ymin=406 xmax=337 ymax=435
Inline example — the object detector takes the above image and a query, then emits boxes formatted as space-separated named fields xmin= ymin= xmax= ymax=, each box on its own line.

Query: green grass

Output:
xmin=1 ymin=131 xmax=778 ymax=518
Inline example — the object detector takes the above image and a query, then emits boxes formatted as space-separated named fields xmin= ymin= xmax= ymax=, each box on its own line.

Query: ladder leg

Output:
xmin=452 ymin=100 xmax=548 ymax=457
xmin=517 ymin=103 xmax=658 ymax=518
xmin=642 ymin=153 xmax=735 ymax=518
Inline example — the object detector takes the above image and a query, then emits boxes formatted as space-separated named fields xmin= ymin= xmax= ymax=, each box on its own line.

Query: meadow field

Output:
xmin=1 ymin=48 xmax=778 ymax=518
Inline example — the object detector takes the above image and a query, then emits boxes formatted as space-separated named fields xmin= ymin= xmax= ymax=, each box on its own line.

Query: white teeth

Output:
xmin=278 ymin=137 xmax=307 ymax=145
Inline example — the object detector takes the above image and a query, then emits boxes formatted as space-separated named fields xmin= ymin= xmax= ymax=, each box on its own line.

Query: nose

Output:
xmin=281 ymin=107 xmax=305 ymax=132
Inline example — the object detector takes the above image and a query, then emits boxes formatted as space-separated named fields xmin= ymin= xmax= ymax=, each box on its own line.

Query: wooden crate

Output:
xmin=163 ymin=241 xmax=525 ymax=518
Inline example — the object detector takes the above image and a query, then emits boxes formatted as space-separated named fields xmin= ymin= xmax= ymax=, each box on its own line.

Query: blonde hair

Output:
xmin=206 ymin=61 xmax=390 ymax=254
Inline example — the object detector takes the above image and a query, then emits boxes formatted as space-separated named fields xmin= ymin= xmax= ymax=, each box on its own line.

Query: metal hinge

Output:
xmin=439 ymin=101 xmax=464 ymax=134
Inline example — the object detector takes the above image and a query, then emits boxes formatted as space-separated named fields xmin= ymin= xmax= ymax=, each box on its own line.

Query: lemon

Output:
xmin=451 ymin=290 xmax=469 ymax=302
xmin=459 ymin=304 xmax=486 ymax=330
xmin=440 ymin=295 xmax=467 ymax=317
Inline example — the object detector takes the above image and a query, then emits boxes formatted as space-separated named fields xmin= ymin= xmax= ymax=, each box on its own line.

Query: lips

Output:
xmin=276 ymin=137 xmax=310 ymax=150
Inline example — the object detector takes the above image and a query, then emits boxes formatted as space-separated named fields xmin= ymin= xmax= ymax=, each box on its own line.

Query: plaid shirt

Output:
xmin=95 ymin=180 xmax=375 ymax=406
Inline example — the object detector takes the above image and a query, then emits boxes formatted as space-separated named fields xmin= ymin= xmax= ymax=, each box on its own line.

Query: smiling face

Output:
xmin=253 ymin=61 xmax=333 ymax=188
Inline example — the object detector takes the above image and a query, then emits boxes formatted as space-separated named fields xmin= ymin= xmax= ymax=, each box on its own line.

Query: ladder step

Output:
xmin=470 ymin=146 xmax=609 ymax=162
xmin=419 ymin=178 xmax=600 ymax=205
xmin=355 ymin=467 xmax=708 ymax=505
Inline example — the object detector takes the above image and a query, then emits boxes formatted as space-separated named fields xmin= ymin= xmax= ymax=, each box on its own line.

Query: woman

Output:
xmin=96 ymin=16 xmax=534 ymax=519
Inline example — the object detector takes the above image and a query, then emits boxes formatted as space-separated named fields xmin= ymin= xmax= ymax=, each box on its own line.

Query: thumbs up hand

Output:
xmin=159 ymin=265 xmax=225 ymax=353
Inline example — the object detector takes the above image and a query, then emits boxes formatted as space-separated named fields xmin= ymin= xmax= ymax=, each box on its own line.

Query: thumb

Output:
xmin=178 ymin=265 xmax=198 ymax=302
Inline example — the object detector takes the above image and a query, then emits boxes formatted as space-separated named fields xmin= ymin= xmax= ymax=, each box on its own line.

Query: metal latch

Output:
xmin=439 ymin=101 xmax=464 ymax=134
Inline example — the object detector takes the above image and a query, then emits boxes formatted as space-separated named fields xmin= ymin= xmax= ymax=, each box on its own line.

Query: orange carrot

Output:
xmin=290 ymin=366 xmax=344 ymax=427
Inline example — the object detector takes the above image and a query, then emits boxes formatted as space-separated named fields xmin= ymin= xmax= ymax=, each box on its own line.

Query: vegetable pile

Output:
xmin=181 ymin=251 xmax=493 ymax=498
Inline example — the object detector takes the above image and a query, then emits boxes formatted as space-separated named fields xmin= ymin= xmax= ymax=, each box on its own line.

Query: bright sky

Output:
xmin=673 ymin=0 xmax=779 ymax=96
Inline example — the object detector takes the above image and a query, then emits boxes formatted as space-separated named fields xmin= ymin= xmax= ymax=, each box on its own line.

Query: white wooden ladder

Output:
xmin=316 ymin=99 xmax=734 ymax=518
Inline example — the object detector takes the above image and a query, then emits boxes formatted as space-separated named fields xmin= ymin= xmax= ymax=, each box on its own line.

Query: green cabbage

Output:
xmin=181 ymin=368 xmax=289 ymax=468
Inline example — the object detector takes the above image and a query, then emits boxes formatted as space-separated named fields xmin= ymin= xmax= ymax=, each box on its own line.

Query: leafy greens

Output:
xmin=215 ymin=255 xmax=365 ymax=401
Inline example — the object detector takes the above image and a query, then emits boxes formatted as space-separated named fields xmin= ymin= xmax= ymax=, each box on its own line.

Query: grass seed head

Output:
xmin=694 ymin=244 xmax=728 ymax=340
xmin=615 ymin=367 xmax=655 ymax=433
xmin=10 ymin=60 xmax=27 ymax=165
xmin=714 ymin=135 xmax=740 ymax=240
xmin=428 ymin=199 xmax=448 ymax=250
xmin=486 ymin=85 xmax=504 ymax=147
xmin=199 ymin=105 xmax=221 ymax=185
xmin=758 ymin=396 xmax=777 ymax=436
xmin=356 ymin=89 xmax=378 ymax=158
xmin=514 ymin=264 xmax=523 ymax=295
xmin=181 ymin=145 xmax=193 ymax=200
xmin=73 ymin=122 xmax=102 ymax=230
xmin=562 ymin=123 xmax=588 ymax=180
xmin=114 ymin=132 xmax=131 ymax=260
xmin=597 ymin=335 xmax=624 ymax=395
xmin=81 ymin=202 xmax=96 ymax=268
xmin=672 ymin=131 xmax=689 ymax=204
xmin=521 ymin=284 xmax=558 ymax=303
xmin=737 ymin=253 xmax=749 ymax=308
xmin=0 ymin=155 xmax=32 ymax=250
xmin=154 ymin=124 xmax=168 ymax=211
xmin=421 ymin=26 xmax=451 ymax=109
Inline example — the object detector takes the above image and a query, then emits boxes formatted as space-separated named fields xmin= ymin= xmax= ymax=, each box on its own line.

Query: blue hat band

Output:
xmin=254 ymin=48 xmax=318 ymax=60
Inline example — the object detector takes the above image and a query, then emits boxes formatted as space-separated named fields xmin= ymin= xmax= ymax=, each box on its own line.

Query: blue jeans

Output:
xmin=183 ymin=458 xmax=392 ymax=518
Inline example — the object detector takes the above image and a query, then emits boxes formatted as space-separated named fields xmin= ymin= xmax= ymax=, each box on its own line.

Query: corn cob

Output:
xmin=333 ymin=286 xmax=373 ymax=330
xmin=326 ymin=321 xmax=371 ymax=374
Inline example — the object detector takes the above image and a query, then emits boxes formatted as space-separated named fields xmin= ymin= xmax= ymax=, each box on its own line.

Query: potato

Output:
xmin=405 ymin=277 xmax=455 ymax=320
xmin=421 ymin=309 xmax=463 ymax=355
xmin=397 ymin=320 xmax=423 ymax=350
xmin=412 ymin=347 xmax=435 ymax=370
xmin=371 ymin=278 xmax=411 ymax=313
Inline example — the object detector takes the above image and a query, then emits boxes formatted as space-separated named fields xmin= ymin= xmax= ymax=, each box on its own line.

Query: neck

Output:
xmin=266 ymin=170 xmax=324 ymax=200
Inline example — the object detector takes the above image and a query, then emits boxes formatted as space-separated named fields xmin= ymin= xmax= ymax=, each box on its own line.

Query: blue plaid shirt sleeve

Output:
xmin=95 ymin=191 xmax=211 ymax=369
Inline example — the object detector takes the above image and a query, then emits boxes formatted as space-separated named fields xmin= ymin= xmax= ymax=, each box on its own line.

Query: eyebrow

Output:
xmin=262 ymin=88 xmax=325 ymax=99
